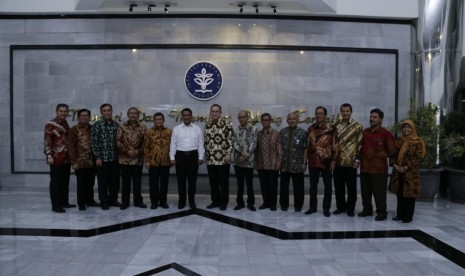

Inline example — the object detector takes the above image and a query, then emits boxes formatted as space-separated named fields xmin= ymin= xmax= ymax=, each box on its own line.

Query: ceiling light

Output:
xmin=129 ymin=4 xmax=137 ymax=12
xmin=148 ymin=4 xmax=155 ymax=12
xmin=238 ymin=4 xmax=243 ymax=13
xmin=254 ymin=5 xmax=259 ymax=13
xmin=271 ymin=6 xmax=277 ymax=14
xmin=164 ymin=4 xmax=169 ymax=13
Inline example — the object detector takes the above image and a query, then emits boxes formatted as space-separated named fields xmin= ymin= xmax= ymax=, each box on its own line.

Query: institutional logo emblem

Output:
xmin=185 ymin=62 xmax=223 ymax=101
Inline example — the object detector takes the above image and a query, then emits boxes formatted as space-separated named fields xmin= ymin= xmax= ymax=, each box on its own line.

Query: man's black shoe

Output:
xmin=63 ymin=204 xmax=76 ymax=208
xmin=110 ymin=201 xmax=122 ymax=207
xmin=206 ymin=203 xmax=218 ymax=209
xmin=270 ymin=207 xmax=277 ymax=211
xmin=101 ymin=204 xmax=109 ymax=210
xmin=392 ymin=216 xmax=401 ymax=221
xmin=178 ymin=204 xmax=185 ymax=209
xmin=281 ymin=207 xmax=288 ymax=211
xmin=375 ymin=214 xmax=387 ymax=221
xmin=323 ymin=210 xmax=331 ymax=217
xmin=52 ymin=208 xmax=66 ymax=213
xmin=358 ymin=211 xmax=373 ymax=217
xmin=120 ymin=205 xmax=129 ymax=210
xmin=135 ymin=203 xmax=147 ymax=209
xmin=189 ymin=203 xmax=197 ymax=210
xmin=402 ymin=219 xmax=412 ymax=223
xmin=220 ymin=206 xmax=227 ymax=211
xmin=234 ymin=205 xmax=245 ymax=210
xmin=247 ymin=205 xmax=257 ymax=211
xmin=258 ymin=205 xmax=268 ymax=210
xmin=304 ymin=209 xmax=316 ymax=215
xmin=160 ymin=204 xmax=169 ymax=209
xmin=79 ymin=206 xmax=86 ymax=211
xmin=295 ymin=207 xmax=301 ymax=212
xmin=150 ymin=204 xmax=158 ymax=210
xmin=87 ymin=202 xmax=100 ymax=207
xmin=333 ymin=209 xmax=345 ymax=215
xmin=347 ymin=211 xmax=355 ymax=217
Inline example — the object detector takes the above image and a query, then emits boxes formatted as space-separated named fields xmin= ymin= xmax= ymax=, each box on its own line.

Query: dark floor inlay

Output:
xmin=135 ymin=263 xmax=202 ymax=276
xmin=1 ymin=208 xmax=465 ymax=269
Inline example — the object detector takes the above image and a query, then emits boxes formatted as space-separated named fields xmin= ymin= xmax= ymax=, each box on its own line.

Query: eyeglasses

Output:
xmin=210 ymin=110 xmax=221 ymax=113
xmin=315 ymin=112 xmax=326 ymax=115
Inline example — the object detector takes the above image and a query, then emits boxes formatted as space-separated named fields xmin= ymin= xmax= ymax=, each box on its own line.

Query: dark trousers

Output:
xmin=309 ymin=167 xmax=333 ymax=211
xmin=258 ymin=170 xmax=279 ymax=208
xmin=120 ymin=164 xmax=144 ymax=206
xmin=396 ymin=175 xmax=416 ymax=220
xmin=175 ymin=150 xmax=199 ymax=206
xmin=280 ymin=171 xmax=304 ymax=209
xmin=207 ymin=164 xmax=230 ymax=207
xmin=234 ymin=166 xmax=255 ymax=206
xmin=148 ymin=166 xmax=170 ymax=206
xmin=75 ymin=168 xmax=96 ymax=207
xmin=49 ymin=164 xmax=71 ymax=209
xmin=333 ymin=166 xmax=357 ymax=212
xmin=360 ymin=172 xmax=387 ymax=215
xmin=96 ymin=161 xmax=120 ymax=205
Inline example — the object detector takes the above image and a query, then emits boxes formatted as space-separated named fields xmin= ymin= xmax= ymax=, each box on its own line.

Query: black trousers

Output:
xmin=120 ymin=164 xmax=144 ymax=206
xmin=207 ymin=164 xmax=230 ymax=207
xmin=96 ymin=161 xmax=120 ymax=205
xmin=148 ymin=166 xmax=170 ymax=206
xmin=280 ymin=171 xmax=305 ymax=209
xmin=175 ymin=150 xmax=199 ymax=206
xmin=333 ymin=166 xmax=357 ymax=212
xmin=49 ymin=164 xmax=71 ymax=209
xmin=258 ymin=169 xmax=279 ymax=208
xmin=233 ymin=166 xmax=255 ymax=206
xmin=396 ymin=175 xmax=416 ymax=220
xmin=309 ymin=167 xmax=333 ymax=211
xmin=75 ymin=167 xmax=96 ymax=207
xmin=360 ymin=172 xmax=387 ymax=215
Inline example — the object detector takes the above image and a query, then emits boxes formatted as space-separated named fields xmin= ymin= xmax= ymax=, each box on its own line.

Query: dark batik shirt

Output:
xmin=91 ymin=120 xmax=119 ymax=163
xmin=68 ymin=123 xmax=95 ymax=169
xmin=280 ymin=126 xmax=308 ymax=173
xmin=44 ymin=117 xmax=70 ymax=165
xmin=204 ymin=119 xmax=234 ymax=165
xmin=256 ymin=128 xmax=282 ymax=171
xmin=116 ymin=121 xmax=147 ymax=166
xmin=144 ymin=126 xmax=172 ymax=167
xmin=232 ymin=124 xmax=258 ymax=168
xmin=307 ymin=123 xmax=339 ymax=169
xmin=360 ymin=125 xmax=396 ymax=174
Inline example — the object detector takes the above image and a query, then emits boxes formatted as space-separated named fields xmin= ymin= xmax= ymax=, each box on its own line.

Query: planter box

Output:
xmin=446 ymin=167 xmax=465 ymax=204
xmin=418 ymin=168 xmax=444 ymax=202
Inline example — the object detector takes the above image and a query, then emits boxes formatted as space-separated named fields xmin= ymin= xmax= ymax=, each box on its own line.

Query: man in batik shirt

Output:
xmin=256 ymin=113 xmax=282 ymax=211
xmin=44 ymin=103 xmax=75 ymax=213
xmin=306 ymin=106 xmax=338 ymax=217
xmin=117 ymin=107 xmax=147 ymax=210
xmin=204 ymin=104 xmax=234 ymax=211
xmin=333 ymin=103 xmax=363 ymax=217
xmin=68 ymin=108 xmax=98 ymax=211
xmin=92 ymin=103 xmax=121 ymax=210
xmin=232 ymin=110 xmax=258 ymax=211
xmin=280 ymin=112 xmax=308 ymax=212
xmin=144 ymin=112 xmax=172 ymax=209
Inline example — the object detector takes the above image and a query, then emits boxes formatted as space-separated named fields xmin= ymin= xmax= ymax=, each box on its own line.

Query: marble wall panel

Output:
xmin=48 ymin=19 xmax=77 ymax=33
xmin=77 ymin=19 xmax=105 ymax=33
xmin=76 ymin=33 xmax=105 ymax=44
xmin=0 ymin=146 xmax=10 ymax=173
xmin=0 ymin=48 xmax=10 ymax=76
xmin=24 ymin=20 xmax=50 ymax=33
xmin=0 ymin=118 xmax=10 ymax=146
xmin=0 ymin=76 xmax=8 ymax=103
xmin=24 ymin=61 xmax=49 ymax=76
xmin=0 ymin=174 xmax=25 ymax=188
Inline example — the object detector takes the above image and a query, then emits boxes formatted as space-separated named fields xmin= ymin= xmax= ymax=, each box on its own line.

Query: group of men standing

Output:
xmin=44 ymin=102 xmax=396 ymax=221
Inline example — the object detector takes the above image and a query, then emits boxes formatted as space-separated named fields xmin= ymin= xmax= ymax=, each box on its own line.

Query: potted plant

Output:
xmin=391 ymin=99 xmax=442 ymax=201
xmin=441 ymin=111 xmax=465 ymax=203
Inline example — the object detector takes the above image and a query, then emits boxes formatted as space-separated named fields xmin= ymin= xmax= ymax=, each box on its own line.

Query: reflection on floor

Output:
xmin=1 ymin=191 xmax=465 ymax=276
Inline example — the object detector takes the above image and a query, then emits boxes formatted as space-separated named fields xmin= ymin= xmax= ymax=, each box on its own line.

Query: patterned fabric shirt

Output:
xmin=91 ymin=120 xmax=119 ymax=163
xmin=204 ymin=119 xmax=234 ymax=165
xmin=334 ymin=118 xmax=363 ymax=167
xmin=256 ymin=128 xmax=282 ymax=171
xmin=68 ymin=123 xmax=95 ymax=169
xmin=307 ymin=123 xmax=339 ymax=169
xmin=144 ymin=126 xmax=172 ymax=167
xmin=232 ymin=124 xmax=258 ymax=168
xmin=280 ymin=127 xmax=308 ymax=173
xmin=44 ymin=117 xmax=70 ymax=165
xmin=360 ymin=125 xmax=396 ymax=174
xmin=116 ymin=121 xmax=147 ymax=166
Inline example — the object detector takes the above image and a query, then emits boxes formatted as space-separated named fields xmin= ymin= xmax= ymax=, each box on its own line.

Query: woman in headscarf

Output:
xmin=389 ymin=120 xmax=426 ymax=223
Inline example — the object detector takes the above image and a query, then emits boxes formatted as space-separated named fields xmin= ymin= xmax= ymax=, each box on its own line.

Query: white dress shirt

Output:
xmin=169 ymin=123 xmax=205 ymax=161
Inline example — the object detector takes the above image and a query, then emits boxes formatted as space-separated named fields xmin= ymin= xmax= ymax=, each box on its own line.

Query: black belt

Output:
xmin=176 ymin=150 xmax=198 ymax=156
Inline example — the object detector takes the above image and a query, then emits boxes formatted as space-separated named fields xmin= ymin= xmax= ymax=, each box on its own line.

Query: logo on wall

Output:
xmin=185 ymin=62 xmax=223 ymax=101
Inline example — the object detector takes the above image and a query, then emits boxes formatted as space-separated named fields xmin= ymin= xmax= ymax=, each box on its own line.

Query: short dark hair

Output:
xmin=127 ymin=106 xmax=139 ymax=115
xmin=340 ymin=103 xmax=353 ymax=112
xmin=261 ymin=113 xmax=271 ymax=120
xmin=315 ymin=106 xmax=327 ymax=115
xmin=77 ymin=108 xmax=91 ymax=117
xmin=181 ymin=108 xmax=192 ymax=116
xmin=370 ymin=108 xmax=384 ymax=119
xmin=153 ymin=112 xmax=164 ymax=120
xmin=100 ymin=103 xmax=112 ymax=111
xmin=210 ymin=104 xmax=222 ymax=112
xmin=56 ymin=103 xmax=69 ymax=111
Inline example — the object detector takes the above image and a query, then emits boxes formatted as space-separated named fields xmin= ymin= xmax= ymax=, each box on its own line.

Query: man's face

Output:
xmin=153 ymin=115 xmax=164 ymax=128
xmin=370 ymin=112 xmax=382 ymax=127
xmin=127 ymin=109 xmax=139 ymax=123
xmin=182 ymin=111 xmax=192 ymax=125
xmin=315 ymin=108 xmax=326 ymax=124
xmin=238 ymin=111 xmax=248 ymax=127
xmin=340 ymin=106 xmax=352 ymax=121
xmin=210 ymin=106 xmax=221 ymax=121
xmin=78 ymin=111 xmax=90 ymax=124
xmin=56 ymin=107 xmax=68 ymax=120
xmin=261 ymin=116 xmax=271 ymax=129
xmin=287 ymin=113 xmax=298 ymax=127
xmin=100 ymin=105 xmax=113 ymax=121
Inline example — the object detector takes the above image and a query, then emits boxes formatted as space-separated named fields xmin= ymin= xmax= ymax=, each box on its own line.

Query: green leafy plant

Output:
xmin=441 ymin=111 xmax=465 ymax=170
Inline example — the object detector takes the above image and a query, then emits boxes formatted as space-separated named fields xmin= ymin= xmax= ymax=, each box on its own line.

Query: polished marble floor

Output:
xmin=1 ymin=190 xmax=465 ymax=276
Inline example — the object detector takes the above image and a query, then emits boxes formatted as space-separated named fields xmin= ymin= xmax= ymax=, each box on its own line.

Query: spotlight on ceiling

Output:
xmin=271 ymin=5 xmax=277 ymax=14
xmin=148 ymin=4 xmax=155 ymax=12
xmin=129 ymin=4 xmax=137 ymax=12
xmin=238 ymin=4 xmax=243 ymax=13
xmin=164 ymin=4 xmax=170 ymax=13
xmin=254 ymin=5 xmax=259 ymax=13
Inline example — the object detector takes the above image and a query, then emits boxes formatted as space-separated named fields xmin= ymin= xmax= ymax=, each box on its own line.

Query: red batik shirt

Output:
xmin=44 ymin=117 xmax=70 ymax=165
xmin=360 ymin=125 xmax=396 ymax=174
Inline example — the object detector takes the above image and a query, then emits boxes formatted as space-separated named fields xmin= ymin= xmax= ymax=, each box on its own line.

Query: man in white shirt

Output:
xmin=169 ymin=108 xmax=205 ymax=210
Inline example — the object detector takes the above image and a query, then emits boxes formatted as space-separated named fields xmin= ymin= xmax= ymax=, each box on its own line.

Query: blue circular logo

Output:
xmin=185 ymin=62 xmax=223 ymax=101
